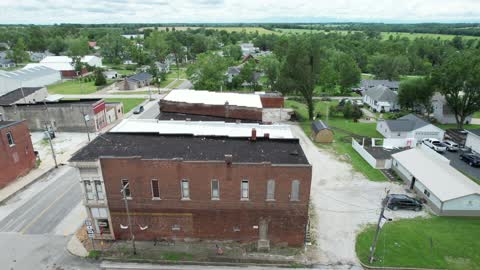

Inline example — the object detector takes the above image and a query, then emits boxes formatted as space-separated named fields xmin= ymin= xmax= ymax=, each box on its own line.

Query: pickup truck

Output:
xmin=422 ymin=138 xmax=447 ymax=153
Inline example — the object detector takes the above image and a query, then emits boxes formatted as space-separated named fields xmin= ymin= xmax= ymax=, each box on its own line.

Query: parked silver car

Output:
xmin=422 ymin=138 xmax=447 ymax=153
xmin=443 ymin=140 xmax=459 ymax=151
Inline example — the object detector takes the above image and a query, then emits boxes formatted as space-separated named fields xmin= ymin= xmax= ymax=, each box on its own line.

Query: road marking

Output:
xmin=19 ymin=182 xmax=78 ymax=234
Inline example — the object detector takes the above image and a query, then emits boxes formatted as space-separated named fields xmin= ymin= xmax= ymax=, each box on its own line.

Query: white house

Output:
xmin=466 ymin=130 xmax=480 ymax=154
xmin=363 ymin=85 xmax=400 ymax=112
xmin=432 ymin=93 xmax=473 ymax=124
xmin=81 ymin=55 xmax=103 ymax=68
xmin=240 ymin=43 xmax=257 ymax=56
xmin=377 ymin=114 xmax=444 ymax=141
xmin=102 ymin=70 xmax=119 ymax=80
xmin=392 ymin=146 xmax=480 ymax=216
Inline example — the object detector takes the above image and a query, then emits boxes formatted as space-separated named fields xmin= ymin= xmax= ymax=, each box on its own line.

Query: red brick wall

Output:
xmin=160 ymin=100 xmax=263 ymax=121
xmin=0 ymin=121 xmax=36 ymax=188
xmin=100 ymin=158 xmax=312 ymax=246
xmin=260 ymin=96 xmax=284 ymax=108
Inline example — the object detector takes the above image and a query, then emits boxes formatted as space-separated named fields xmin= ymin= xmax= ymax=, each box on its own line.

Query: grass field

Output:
xmin=104 ymin=98 xmax=145 ymax=113
xmin=206 ymin=27 xmax=275 ymax=34
xmin=474 ymin=112 xmax=480 ymax=118
xmin=275 ymin=28 xmax=353 ymax=35
xmin=437 ymin=123 xmax=480 ymax=130
xmin=380 ymin=32 xmax=480 ymax=40
xmin=286 ymin=99 xmax=387 ymax=181
xmin=112 ymin=91 xmax=156 ymax=95
xmin=356 ymin=216 xmax=480 ymax=270
xmin=47 ymin=80 xmax=112 ymax=95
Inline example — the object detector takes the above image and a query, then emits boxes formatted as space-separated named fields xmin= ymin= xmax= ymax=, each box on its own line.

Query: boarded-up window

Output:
xmin=211 ymin=179 xmax=219 ymax=199
xmin=151 ymin=179 xmax=160 ymax=199
xmin=291 ymin=180 xmax=300 ymax=201
xmin=266 ymin=180 xmax=275 ymax=200
xmin=241 ymin=180 xmax=249 ymax=200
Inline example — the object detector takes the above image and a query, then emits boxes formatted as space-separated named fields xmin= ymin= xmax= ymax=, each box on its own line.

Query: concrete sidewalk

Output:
xmin=0 ymin=134 xmax=95 ymax=204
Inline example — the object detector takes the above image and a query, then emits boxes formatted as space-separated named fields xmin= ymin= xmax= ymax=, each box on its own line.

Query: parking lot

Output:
xmin=443 ymin=149 xmax=480 ymax=181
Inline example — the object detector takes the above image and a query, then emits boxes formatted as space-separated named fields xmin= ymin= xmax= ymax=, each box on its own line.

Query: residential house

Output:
xmin=392 ymin=146 xmax=480 ymax=216
xmin=28 ymin=51 xmax=54 ymax=62
xmin=311 ymin=120 xmax=334 ymax=143
xmin=432 ymin=93 xmax=473 ymax=125
xmin=226 ymin=66 xmax=242 ymax=83
xmin=1 ymin=98 xmax=120 ymax=132
xmin=359 ymin=79 xmax=400 ymax=92
xmin=0 ymin=66 xmax=61 ymax=96
xmin=70 ymin=119 xmax=312 ymax=248
xmin=377 ymin=114 xmax=445 ymax=141
xmin=103 ymin=70 xmax=119 ymax=80
xmin=363 ymin=85 xmax=400 ymax=112
xmin=0 ymin=58 xmax=15 ymax=69
xmin=117 ymin=72 xmax=153 ymax=90
xmin=0 ymin=120 xmax=36 ymax=189
xmin=240 ymin=43 xmax=258 ymax=56
xmin=155 ymin=61 xmax=170 ymax=73
xmin=81 ymin=55 xmax=103 ymax=68
xmin=121 ymin=34 xmax=144 ymax=40
xmin=466 ymin=129 xmax=480 ymax=154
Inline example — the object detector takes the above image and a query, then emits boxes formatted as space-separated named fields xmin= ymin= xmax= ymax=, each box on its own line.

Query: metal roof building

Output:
xmin=0 ymin=66 xmax=61 ymax=96
xmin=392 ymin=146 xmax=480 ymax=216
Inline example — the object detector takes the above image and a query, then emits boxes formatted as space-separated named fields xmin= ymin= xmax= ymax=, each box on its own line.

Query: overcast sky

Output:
xmin=0 ymin=0 xmax=479 ymax=24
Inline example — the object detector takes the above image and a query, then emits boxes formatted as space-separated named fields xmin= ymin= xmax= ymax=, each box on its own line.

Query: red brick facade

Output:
xmin=260 ymin=96 xmax=284 ymax=108
xmin=160 ymin=100 xmax=263 ymax=122
xmin=100 ymin=158 xmax=312 ymax=246
xmin=0 ymin=121 xmax=36 ymax=188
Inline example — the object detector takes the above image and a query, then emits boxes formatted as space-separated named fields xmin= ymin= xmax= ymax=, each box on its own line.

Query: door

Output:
xmin=410 ymin=177 xmax=416 ymax=190
xmin=259 ymin=219 xmax=268 ymax=240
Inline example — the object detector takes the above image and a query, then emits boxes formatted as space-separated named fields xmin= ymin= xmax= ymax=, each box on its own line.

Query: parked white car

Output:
xmin=422 ymin=138 xmax=447 ymax=153
xmin=443 ymin=140 xmax=459 ymax=152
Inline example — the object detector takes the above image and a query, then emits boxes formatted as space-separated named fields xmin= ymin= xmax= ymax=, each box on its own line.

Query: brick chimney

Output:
xmin=251 ymin=128 xmax=257 ymax=141
xmin=264 ymin=133 xmax=270 ymax=139
xmin=225 ymin=154 xmax=233 ymax=165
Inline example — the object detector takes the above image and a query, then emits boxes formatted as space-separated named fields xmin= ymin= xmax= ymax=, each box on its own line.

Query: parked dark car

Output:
xmin=133 ymin=105 xmax=144 ymax=115
xmin=460 ymin=153 xmax=480 ymax=167
xmin=387 ymin=194 xmax=422 ymax=211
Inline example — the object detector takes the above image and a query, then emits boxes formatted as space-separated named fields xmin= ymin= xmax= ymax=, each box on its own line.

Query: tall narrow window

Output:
xmin=291 ymin=180 xmax=300 ymax=201
xmin=211 ymin=179 xmax=219 ymax=200
xmin=84 ymin=180 xmax=95 ymax=200
xmin=181 ymin=179 xmax=189 ymax=199
xmin=151 ymin=179 xmax=160 ymax=199
xmin=266 ymin=180 xmax=275 ymax=201
xmin=6 ymin=131 xmax=14 ymax=146
xmin=241 ymin=180 xmax=249 ymax=200
xmin=94 ymin=180 xmax=104 ymax=200
xmin=121 ymin=179 xmax=131 ymax=198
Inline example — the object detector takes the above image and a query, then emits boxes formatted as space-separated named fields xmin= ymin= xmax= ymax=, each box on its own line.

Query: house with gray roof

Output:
xmin=363 ymin=85 xmax=399 ymax=112
xmin=432 ymin=93 xmax=473 ymax=125
xmin=118 ymin=72 xmax=153 ymax=90
xmin=360 ymin=79 xmax=399 ymax=92
xmin=0 ymin=58 xmax=15 ymax=69
xmin=377 ymin=114 xmax=444 ymax=141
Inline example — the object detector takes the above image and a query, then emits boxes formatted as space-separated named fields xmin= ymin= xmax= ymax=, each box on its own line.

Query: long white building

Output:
xmin=0 ymin=66 xmax=61 ymax=96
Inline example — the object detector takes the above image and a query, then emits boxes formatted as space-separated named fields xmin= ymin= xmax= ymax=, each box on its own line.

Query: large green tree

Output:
xmin=369 ymin=54 xmax=409 ymax=80
xmin=398 ymin=78 xmax=434 ymax=113
xmin=259 ymin=54 xmax=280 ymax=90
xmin=8 ymin=38 xmax=29 ymax=63
xmin=145 ymin=32 xmax=169 ymax=61
xmin=222 ymin=44 xmax=242 ymax=61
xmin=277 ymin=36 xmax=322 ymax=120
xmin=431 ymin=51 xmax=480 ymax=128
xmin=100 ymin=34 xmax=129 ymax=64
xmin=67 ymin=38 xmax=89 ymax=56
xmin=48 ymin=37 xmax=67 ymax=56
xmin=186 ymin=52 xmax=228 ymax=90
xmin=332 ymin=52 xmax=361 ymax=94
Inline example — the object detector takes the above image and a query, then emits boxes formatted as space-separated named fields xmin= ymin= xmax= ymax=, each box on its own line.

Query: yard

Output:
xmin=47 ymin=80 xmax=112 ymax=95
xmin=286 ymin=99 xmax=387 ymax=181
xmin=356 ymin=216 xmax=480 ymax=270
xmin=104 ymin=98 xmax=145 ymax=113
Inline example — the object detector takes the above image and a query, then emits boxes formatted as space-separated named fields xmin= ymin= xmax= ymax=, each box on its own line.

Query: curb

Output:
xmin=100 ymin=258 xmax=307 ymax=268
xmin=359 ymin=261 xmax=446 ymax=270
xmin=0 ymin=166 xmax=58 ymax=205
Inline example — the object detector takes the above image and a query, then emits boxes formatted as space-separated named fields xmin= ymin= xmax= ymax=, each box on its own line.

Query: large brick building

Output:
xmin=0 ymin=120 xmax=36 ymax=188
xmin=70 ymin=120 xmax=311 ymax=247
xmin=159 ymin=90 xmax=291 ymax=123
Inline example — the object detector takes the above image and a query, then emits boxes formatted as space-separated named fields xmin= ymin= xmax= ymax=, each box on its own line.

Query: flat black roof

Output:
xmin=70 ymin=133 xmax=309 ymax=165
xmin=11 ymin=98 xmax=102 ymax=107
xmin=0 ymin=120 xmax=22 ymax=129
xmin=364 ymin=146 xmax=406 ymax=159
xmin=0 ymin=87 xmax=43 ymax=105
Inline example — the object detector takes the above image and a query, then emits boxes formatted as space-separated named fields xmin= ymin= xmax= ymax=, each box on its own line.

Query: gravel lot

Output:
xmin=30 ymin=132 xmax=92 ymax=162
xmin=291 ymin=125 xmax=426 ymax=266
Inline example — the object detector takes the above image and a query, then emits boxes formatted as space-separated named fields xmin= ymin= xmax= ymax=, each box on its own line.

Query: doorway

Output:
xmin=259 ymin=219 xmax=268 ymax=240
xmin=410 ymin=177 xmax=416 ymax=190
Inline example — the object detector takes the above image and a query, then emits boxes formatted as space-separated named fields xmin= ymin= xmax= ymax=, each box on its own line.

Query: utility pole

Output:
xmin=44 ymin=128 xmax=58 ymax=168
xmin=121 ymin=183 xmax=136 ymax=255
xmin=369 ymin=189 xmax=391 ymax=264
xmin=82 ymin=111 xmax=91 ymax=142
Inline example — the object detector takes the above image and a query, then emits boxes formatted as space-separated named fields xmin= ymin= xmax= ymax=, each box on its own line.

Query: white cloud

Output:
xmin=0 ymin=0 xmax=478 ymax=24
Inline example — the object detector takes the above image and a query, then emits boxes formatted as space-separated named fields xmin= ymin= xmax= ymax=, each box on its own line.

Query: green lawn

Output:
xmin=170 ymin=80 xmax=185 ymax=89
xmin=437 ymin=123 xmax=480 ymax=130
xmin=104 ymin=98 xmax=145 ymax=113
xmin=206 ymin=27 xmax=275 ymax=34
xmin=47 ymin=80 xmax=108 ymax=95
xmin=380 ymin=31 xmax=480 ymax=40
xmin=356 ymin=216 xmax=480 ymax=270
xmin=286 ymin=99 xmax=387 ymax=181
xmin=112 ymin=91 xmax=157 ymax=95
xmin=473 ymin=112 xmax=480 ymax=118
xmin=159 ymin=78 xmax=176 ymax=88
xmin=168 ymin=68 xmax=188 ymax=79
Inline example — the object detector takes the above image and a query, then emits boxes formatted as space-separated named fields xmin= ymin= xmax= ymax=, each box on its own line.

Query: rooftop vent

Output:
xmin=225 ymin=154 xmax=233 ymax=165
xmin=250 ymin=128 xmax=257 ymax=141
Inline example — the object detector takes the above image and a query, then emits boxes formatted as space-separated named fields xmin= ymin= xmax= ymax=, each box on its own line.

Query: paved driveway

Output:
xmin=443 ymin=150 xmax=480 ymax=181
xmin=290 ymin=125 xmax=426 ymax=266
